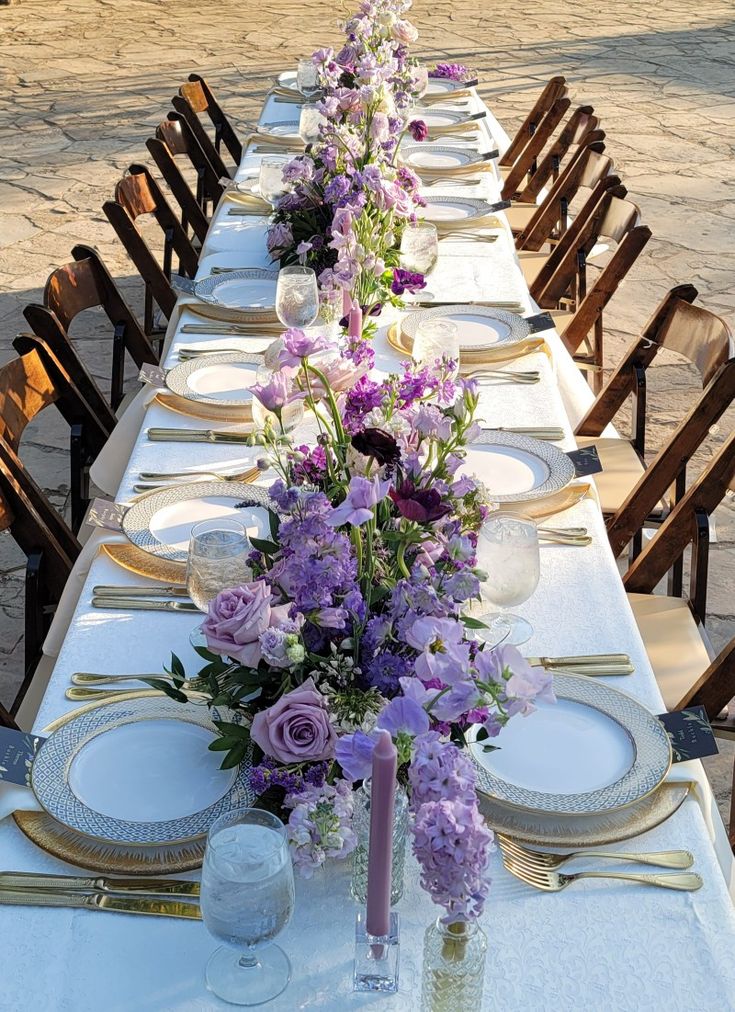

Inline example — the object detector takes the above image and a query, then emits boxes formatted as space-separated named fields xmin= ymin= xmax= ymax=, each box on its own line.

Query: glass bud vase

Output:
xmin=421 ymin=917 xmax=487 ymax=1012
xmin=350 ymin=780 xmax=408 ymax=905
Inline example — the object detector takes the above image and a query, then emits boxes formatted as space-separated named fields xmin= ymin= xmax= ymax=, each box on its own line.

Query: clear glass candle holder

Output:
xmin=350 ymin=780 xmax=408 ymax=906
xmin=421 ymin=917 xmax=487 ymax=1012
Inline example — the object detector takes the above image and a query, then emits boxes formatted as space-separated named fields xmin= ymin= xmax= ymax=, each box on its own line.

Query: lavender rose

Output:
xmin=250 ymin=677 xmax=337 ymax=764
xmin=202 ymin=582 xmax=289 ymax=666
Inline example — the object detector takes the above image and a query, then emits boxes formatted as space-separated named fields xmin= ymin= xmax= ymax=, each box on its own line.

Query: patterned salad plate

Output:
xmin=421 ymin=196 xmax=499 ymax=227
xmin=468 ymin=673 xmax=672 ymax=815
xmin=122 ymin=482 xmax=274 ymax=562
xmin=165 ymin=352 xmax=262 ymax=409
xmin=400 ymin=143 xmax=492 ymax=172
xmin=465 ymin=431 xmax=575 ymax=504
xmin=402 ymin=305 xmax=532 ymax=352
xmin=191 ymin=268 xmax=279 ymax=324
xmin=419 ymin=108 xmax=484 ymax=133
xmin=30 ymin=694 xmax=254 ymax=846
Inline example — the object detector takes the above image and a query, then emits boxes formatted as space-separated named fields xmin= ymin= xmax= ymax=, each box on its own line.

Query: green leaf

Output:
xmin=475 ymin=726 xmax=489 ymax=742
xmin=268 ymin=509 xmax=281 ymax=542
xmin=170 ymin=653 xmax=186 ymax=684
xmin=208 ymin=737 xmax=240 ymax=752
xmin=211 ymin=693 xmax=232 ymax=707
xmin=212 ymin=721 xmax=250 ymax=738
xmin=250 ymin=536 xmax=279 ymax=555
xmin=220 ymin=741 xmax=248 ymax=770
xmin=460 ymin=616 xmax=488 ymax=630
xmin=193 ymin=645 xmax=219 ymax=662
xmin=142 ymin=678 xmax=188 ymax=703
xmin=482 ymin=744 xmax=501 ymax=754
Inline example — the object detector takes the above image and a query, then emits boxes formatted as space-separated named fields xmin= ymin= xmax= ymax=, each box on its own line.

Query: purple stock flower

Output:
xmin=429 ymin=63 xmax=471 ymax=82
xmin=328 ymin=474 xmax=391 ymax=527
xmin=407 ymin=119 xmax=428 ymax=141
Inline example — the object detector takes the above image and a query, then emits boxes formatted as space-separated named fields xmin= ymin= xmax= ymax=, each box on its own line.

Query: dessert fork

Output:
xmin=497 ymin=835 xmax=693 ymax=870
xmin=502 ymin=855 xmax=702 ymax=892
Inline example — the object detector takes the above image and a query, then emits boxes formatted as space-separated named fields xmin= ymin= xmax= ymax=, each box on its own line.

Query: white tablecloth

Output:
xmin=3 ymin=86 xmax=735 ymax=1012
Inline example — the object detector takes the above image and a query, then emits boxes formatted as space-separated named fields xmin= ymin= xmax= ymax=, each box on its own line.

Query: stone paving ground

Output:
xmin=0 ymin=0 xmax=734 ymax=820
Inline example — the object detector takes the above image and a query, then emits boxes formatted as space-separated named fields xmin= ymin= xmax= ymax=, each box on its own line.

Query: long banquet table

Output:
xmin=2 ymin=83 xmax=735 ymax=1011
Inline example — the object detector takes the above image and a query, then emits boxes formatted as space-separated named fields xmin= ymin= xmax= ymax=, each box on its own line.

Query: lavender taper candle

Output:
xmin=365 ymin=729 xmax=397 ymax=938
xmin=348 ymin=303 xmax=363 ymax=340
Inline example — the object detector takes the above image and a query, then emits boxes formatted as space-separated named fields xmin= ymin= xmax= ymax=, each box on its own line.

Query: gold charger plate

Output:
xmin=154 ymin=391 xmax=255 ymax=424
xmin=14 ymin=691 xmax=205 ymax=873
xmin=493 ymin=482 xmax=592 ymax=520
xmin=101 ymin=542 xmax=187 ymax=585
xmin=478 ymin=780 xmax=693 ymax=847
xmin=387 ymin=321 xmax=549 ymax=368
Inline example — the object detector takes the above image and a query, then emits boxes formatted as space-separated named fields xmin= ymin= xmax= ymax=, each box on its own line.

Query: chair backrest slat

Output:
xmin=499 ymin=76 xmax=567 ymax=167
xmin=517 ymin=107 xmax=602 ymax=203
xmin=501 ymin=97 xmax=571 ymax=201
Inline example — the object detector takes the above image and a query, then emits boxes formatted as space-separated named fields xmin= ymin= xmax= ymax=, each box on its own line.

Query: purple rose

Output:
xmin=408 ymin=119 xmax=428 ymax=142
xmin=391 ymin=268 xmax=426 ymax=296
xmin=250 ymin=676 xmax=337 ymax=764
xmin=202 ymin=582 xmax=290 ymax=666
xmin=389 ymin=479 xmax=452 ymax=523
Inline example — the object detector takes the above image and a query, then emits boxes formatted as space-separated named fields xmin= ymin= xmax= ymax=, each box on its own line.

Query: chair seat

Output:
xmin=517 ymin=251 xmax=547 ymax=287
xmin=575 ymin=435 xmax=666 ymax=517
xmin=506 ymin=203 xmax=537 ymax=233
xmin=627 ymin=592 xmax=712 ymax=711
xmin=549 ymin=309 xmax=574 ymax=335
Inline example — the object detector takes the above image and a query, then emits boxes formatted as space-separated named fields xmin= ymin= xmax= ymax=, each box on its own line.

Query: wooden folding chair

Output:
xmin=511 ymin=143 xmax=614 ymax=248
xmin=103 ymin=165 xmax=199 ymax=335
xmin=500 ymin=96 xmax=571 ymax=201
xmin=512 ymin=105 xmax=604 ymax=205
xmin=171 ymin=74 xmax=243 ymax=180
xmin=147 ymin=114 xmax=225 ymax=243
xmin=499 ymin=76 xmax=567 ymax=168
xmin=574 ymin=286 xmax=735 ymax=557
xmin=24 ymin=244 xmax=157 ymax=412
xmin=622 ymin=431 xmax=735 ymax=845
xmin=0 ymin=340 xmax=110 ymax=534
xmin=0 ymin=463 xmax=79 ymax=723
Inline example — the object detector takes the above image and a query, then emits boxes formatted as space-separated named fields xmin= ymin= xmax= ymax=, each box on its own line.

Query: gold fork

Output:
xmin=501 ymin=853 xmax=702 ymax=892
xmin=497 ymin=835 xmax=693 ymax=870
xmin=137 ymin=466 xmax=260 ymax=483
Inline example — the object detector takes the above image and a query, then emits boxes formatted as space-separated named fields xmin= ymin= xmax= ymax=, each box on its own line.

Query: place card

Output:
xmin=0 ymin=726 xmax=46 ymax=788
xmin=566 ymin=445 xmax=603 ymax=477
xmin=171 ymin=276 xmax=196 ymax=296
xmin=525 ymin=312 xmax=554 ymax=334
xmin=657 ymin=706 xmax=719 ymax=763
xmin=138 ymin=364 xmax=167 ymax=388
xmin=85 ymin=497 xmax=126 ymax=531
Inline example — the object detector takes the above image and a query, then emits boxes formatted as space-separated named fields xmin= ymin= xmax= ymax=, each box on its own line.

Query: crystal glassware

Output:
xmin=186 ymin=518 xmax=253 ymax=612
xmin=251 ymin=363 xmax=305 ymax=435
xmin=297 ymin=57 xmax=319 ymax=97
xmin=298 ymin=103 xmax=323 ymax=144
xmin=400 ymin=221 xmax=439 ymax=275
xmin=351 ymin=780 xmax=408 ymax=906
xmin=475 ymin=514 xmax=540 ymax=647
xmin=258 ymin=155 xmax=289 ymax=204
xmin=311 ymin=286 xmax=344 ymax=341
xmin=276 ymin=265 xmax=319 ymax=329
xmin=412 ymin=319 xmax=460 ymax=377
xmin=421 ymin=917 xmax=487 ymax=1012
xmin=201 ymin=808 xmax=295 ymax=1006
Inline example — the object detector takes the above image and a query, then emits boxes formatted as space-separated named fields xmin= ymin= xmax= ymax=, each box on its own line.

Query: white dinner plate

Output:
xmin=259 ymin=120 xmax=301 ymax=140
xmin=402 ymin=305 xmax=532 ymax=351
xmin=422 ymin=196 xmax=498 ymax=224
xmin=165 ymin=352 xmax=262 ymax=407
xmin=464 ymin=431 xmax=574 ymax=502
xmin=31 ymin=696 xmax=254 ymax=846
xmin=122 ymin=482 xmax=274 ymax=562
xmin=425 ymin=77 xmax=473 ymax=96
xmin=195 ymin=269 xmax=277 ymax=311
xmin=419 ymin=108 xmax=478 ymax=130
xmin=468 ymin=673 xmax=672 ymax=815
xmin=401 ymin=144 xmax=489 ymax=171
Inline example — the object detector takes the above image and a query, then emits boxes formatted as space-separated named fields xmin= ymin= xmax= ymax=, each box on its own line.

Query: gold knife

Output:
xmin=0 ymin=872 xmax=200 ymax=897
xmin=91 ymin=596 xmax=200 ymax=613
xmin=147 ymin=428 xmax=256 ymax=444
xmin=0 ymin=889 xmax=201 ymax=919
xmin=92 ymin=585 xmax=192 ymax=599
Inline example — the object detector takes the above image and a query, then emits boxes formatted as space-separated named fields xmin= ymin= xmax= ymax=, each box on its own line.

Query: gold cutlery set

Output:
xmin=497 ymin=837 xmax=702 ymax=892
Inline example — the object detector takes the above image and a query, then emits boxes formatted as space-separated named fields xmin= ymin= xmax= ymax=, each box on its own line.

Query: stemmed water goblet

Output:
xmin=474 ymin=513 xmax=540 ymax=647
xmin=399 ymin=221 xmax=439 ymax=276
xmin=276 ymin=265 xmax=319 ymax=329
xmin=186 ymin=518 xmax=253 ymax=613
xmin=297 ymin=57 xmax=319 ymax=97
xmin=201 ymin=808 xmax=295 ymax=1006
xmin=258 ymin=155 xmax=290 ymax=205
xmin=412 ymin=318 xmax=460 ymax=378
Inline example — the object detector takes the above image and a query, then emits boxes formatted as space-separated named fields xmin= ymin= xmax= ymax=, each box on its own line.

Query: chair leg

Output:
xmin=18 ymin=552 xmax=45 ymax=713
xmin=730 ymin=750 xmax=735 ymax=852
xmin=69 ymin=423 xmax=90 ymax=534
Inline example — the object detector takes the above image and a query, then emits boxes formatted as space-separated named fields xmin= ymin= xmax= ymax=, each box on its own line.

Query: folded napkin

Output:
xmin=0 ymin=782 xmax=42 ymax=821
